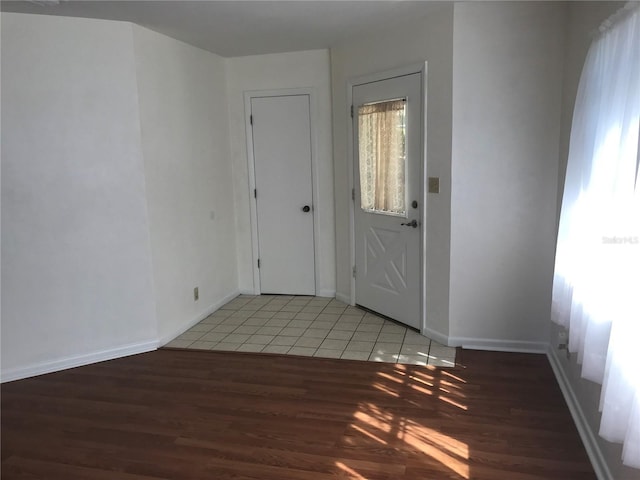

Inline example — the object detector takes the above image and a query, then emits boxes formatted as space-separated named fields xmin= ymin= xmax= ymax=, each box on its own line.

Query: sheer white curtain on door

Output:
xmin=551 ymin=2 xmax=640 ymax=468
xmin=358 ymin=99 xmax=406 ymax=215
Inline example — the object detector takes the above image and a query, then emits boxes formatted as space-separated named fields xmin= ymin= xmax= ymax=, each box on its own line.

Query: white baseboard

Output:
xmin=335 ymin=292 xmax=351 ymax=305
xmin=1 ymin=291 xmax=242 ymax=384
xmin=317 ymin=289 xmax=336 ymax=298
xmin=158 ymin=290 xmax=240 ymax=346
xmin=447 ymin=336 xmax=548 ymax=353
xmin=421 ymin=325 xmax=450 ymax=346
xmin=546 ymin=347 xmax=612 ymax=480
xmin=238 ymin=289 xmax=335 ymax=298
xmin=1 ymin=339 xmax=158 ymax=383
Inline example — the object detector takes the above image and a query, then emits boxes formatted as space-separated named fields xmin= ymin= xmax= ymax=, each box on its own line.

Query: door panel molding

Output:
xmin=244 ymin=88 xmax=321 ymax=295
xmin=347 ymin=63 xmax=428 ymax=333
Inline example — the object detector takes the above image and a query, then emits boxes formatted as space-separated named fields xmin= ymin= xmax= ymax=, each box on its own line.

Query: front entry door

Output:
xmin=251 ymin=95 xmax=316 ymax=295
xmin=353 ymin=73 xmax=422 ymax=329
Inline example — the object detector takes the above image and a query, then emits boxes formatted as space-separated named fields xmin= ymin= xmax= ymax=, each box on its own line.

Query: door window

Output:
xmin=357 ymin=98 xmax=407 ymax=216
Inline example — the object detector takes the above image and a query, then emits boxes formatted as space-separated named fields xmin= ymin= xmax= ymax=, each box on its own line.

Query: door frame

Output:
xmin=244 ymin=88 xmax=321 ymax=295
xmin=347 ymin=63 xmax=429 ymax=333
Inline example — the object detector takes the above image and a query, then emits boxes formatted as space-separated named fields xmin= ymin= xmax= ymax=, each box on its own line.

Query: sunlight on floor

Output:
xmin=335 ymin=462 xmax=368 ymax=480
xmin=400 ymin=423 xmax=470 ymax=479
xmin=340 ymin=364 xmax=471 ymax=479
xmin=350 ymin=424 xmax=388 ymax=445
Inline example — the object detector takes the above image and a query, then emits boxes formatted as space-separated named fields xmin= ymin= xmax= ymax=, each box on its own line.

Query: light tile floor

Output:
xmin=164 ymin=295 xmax=457 ymax=367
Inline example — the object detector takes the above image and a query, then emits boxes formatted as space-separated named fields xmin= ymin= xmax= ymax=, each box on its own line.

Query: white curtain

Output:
xmin=358 ymin=99 xmax=406 ymax=215
xmin=552 ymin=3 xmax=640 ymax=469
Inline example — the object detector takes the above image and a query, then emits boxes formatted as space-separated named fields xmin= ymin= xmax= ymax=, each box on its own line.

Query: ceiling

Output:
xmin=1 ymin=1 xmax=445 ymax=57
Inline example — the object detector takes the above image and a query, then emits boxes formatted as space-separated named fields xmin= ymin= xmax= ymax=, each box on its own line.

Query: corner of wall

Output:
xmin=132 ymin=27 xmax=239 ymax=343
xmin=130 ymin=22 xmax=161 ymax=343
xmin=157 ymin=289 xmax=240 ymax=346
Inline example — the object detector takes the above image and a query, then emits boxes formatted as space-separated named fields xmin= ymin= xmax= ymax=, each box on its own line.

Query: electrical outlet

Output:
xmin=194 ymin=287 xmax=199 ymax=301
xmin=558 ymin=330 xmax=568 ymax=349
xmin=557 ymin=329 xmax=571 ymax=359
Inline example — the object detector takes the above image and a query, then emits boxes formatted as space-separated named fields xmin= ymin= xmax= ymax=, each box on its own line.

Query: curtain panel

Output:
xmin=358 ymin=99 xmax=407 ymax=215
xmin=552 ymin=3 xmax=640 ymax=468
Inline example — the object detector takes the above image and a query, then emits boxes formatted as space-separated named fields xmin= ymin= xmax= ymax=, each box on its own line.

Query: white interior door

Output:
xmin=251 ymin=95 xmax=316 ymax=295
xmin=353 ymin=73 xmax=422 ymax=329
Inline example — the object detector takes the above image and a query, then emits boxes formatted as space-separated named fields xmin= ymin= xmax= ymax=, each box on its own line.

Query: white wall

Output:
xmin=549 ymin=3 xmax=638 ymax=479
xmin=330 ymin=5 xmax=454 ymax=338
xmin=132 ymin=26 xmax=238 ymax=343
xmin=226 ymin=50 xmax=335 ymax=297
xmin=449 ymin=2 xmax=566 ymax=351
xmin=1 ymin=13 xmax=158 ymax=380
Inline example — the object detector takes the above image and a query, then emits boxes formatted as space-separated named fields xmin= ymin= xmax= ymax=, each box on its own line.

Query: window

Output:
xmin=358 ymin=99 xmax=407 ymax=216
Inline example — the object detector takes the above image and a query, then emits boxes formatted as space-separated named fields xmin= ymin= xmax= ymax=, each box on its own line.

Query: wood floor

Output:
xmin=1 ymin=348 xmax=595 ymax=479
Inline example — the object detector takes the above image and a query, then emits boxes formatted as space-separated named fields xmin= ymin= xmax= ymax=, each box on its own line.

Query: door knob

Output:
xmin=401 ymin=219 xmax=418 ymax=228
xmin=302 ymin=205 xmax=311 ymax=213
